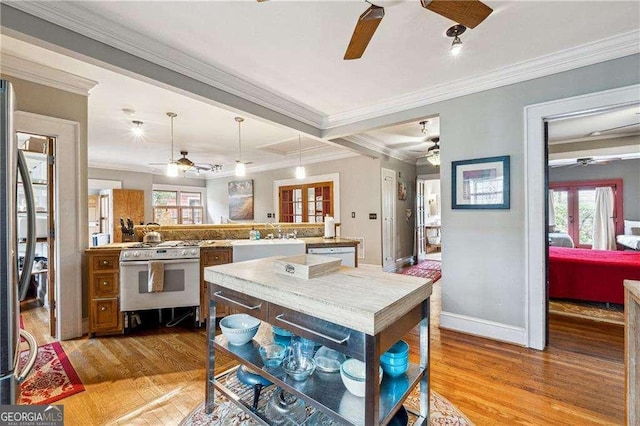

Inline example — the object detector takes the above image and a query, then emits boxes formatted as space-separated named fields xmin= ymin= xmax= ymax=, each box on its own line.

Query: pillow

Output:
xmin=624 ymin=220 xmax=640 ymax=235
xmin=632 ymin=227 xmax=640 ymax=236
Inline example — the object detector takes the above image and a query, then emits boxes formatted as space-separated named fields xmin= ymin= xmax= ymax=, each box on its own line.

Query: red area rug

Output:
xmin=399 ymin=260 xmax=441 ymax=283
xmin=19 ymin=342 xmax=85 ymax=405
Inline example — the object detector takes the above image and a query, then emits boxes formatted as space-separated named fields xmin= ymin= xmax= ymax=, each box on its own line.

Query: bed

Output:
xmin=549 ymin=246 xmax=640 ymax=304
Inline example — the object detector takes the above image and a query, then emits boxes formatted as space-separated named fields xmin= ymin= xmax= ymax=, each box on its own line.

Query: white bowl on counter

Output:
xmin=219 ymin=314 xmax=260 ymax=346
xmin=340 ymin=359 xmax=382 ymax=398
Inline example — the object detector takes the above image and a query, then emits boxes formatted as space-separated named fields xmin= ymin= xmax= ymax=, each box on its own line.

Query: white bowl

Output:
xmin=340 ymin=359 xmax=382 ymax=398
xmin=219 ymin=314 xmax=260 ymax=346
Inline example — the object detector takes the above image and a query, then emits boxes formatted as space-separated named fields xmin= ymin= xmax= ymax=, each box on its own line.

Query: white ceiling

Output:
xmin=1 ymin=1 xmax=639 ymax=174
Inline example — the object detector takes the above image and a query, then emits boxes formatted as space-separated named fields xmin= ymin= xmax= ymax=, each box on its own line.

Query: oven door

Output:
xmin=120 ymin=258 xmax=200 ymax=311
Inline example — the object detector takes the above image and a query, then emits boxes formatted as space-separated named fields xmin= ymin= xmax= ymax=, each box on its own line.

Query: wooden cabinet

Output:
xmin=200 ymin=247 xmax=232 ymax=324
xmin=88 ymin=250 xmax=123 ymax=336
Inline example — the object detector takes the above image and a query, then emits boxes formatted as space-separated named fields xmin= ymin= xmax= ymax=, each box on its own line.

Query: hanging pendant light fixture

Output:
xmin=295 ymin=134 xmax=306 ymax=179
xmin=234 ymin=117 xmax=246 ymax=177
xmin=166 ymin=112 xmax=179 ymax=177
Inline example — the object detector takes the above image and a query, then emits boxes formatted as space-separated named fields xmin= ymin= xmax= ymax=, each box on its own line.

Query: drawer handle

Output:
xmin=102 ymin=260 xmax=110 ymax=266
xmin=100 ymin=306 xmax=107 ymax=311
xmin=213 ymin=291 xmax=262 ymax=310
xmin=102 ymin=281 xmax=109 ymax=286
xmin=275 ymin=314 xmax=350 ymax=345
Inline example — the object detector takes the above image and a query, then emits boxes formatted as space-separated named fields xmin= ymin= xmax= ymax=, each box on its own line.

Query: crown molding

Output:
xmin=343 ymin=134 xmax=417 ymax=164
xmin=5 ymin=1 xmax=324 ymax=128
xmin=1 ymin=52 xmax=98 ymax=95
xmin=324 ymin=30 xmax=640 ymax=129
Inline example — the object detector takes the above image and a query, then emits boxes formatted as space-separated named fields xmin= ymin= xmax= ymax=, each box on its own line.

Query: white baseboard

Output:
xmin=440 ymin=311 xmax=527 ymax=346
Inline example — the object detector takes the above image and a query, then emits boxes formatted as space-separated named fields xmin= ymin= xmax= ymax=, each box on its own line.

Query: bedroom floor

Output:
xmin=549 ymin=298 xmax=624 ymax=325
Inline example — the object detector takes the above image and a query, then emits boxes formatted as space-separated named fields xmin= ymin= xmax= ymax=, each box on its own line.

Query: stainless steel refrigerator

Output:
xmin=1 ymin=79 xmax=38 ymax=405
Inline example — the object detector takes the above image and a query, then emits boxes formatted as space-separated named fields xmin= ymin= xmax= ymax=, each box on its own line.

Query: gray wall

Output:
xmin=88 ymin=167 xmax=206 ymax=223
xmin=350 ymin=54 xmax=640 ymax=330
xmin=549 ymin=158 xmax=640 ymax=221
xmin=206 ymin=155 xmax=388 ymax=266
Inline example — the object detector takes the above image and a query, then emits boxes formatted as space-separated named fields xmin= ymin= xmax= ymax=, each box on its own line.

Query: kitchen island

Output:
xmin=205 ymin=257 xmax=432 ymax=425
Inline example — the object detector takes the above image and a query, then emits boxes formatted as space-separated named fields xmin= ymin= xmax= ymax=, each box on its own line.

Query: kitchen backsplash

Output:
xmin=133 ymin=223 xmax=325 ymax=241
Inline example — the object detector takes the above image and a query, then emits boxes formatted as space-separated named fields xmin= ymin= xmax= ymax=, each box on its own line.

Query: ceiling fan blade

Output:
xmin=344 ymin=5 xmax=385 ymax=60
xmin=420 ymin=0 xmax=492 ymax=29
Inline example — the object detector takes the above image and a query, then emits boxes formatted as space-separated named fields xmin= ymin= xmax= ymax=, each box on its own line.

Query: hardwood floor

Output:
xmin=21 ymin=281 xmax=624 ymax=425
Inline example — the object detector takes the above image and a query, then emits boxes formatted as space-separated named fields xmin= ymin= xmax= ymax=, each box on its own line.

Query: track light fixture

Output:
xmin=446 ymin=24 xmax=466 ymax=56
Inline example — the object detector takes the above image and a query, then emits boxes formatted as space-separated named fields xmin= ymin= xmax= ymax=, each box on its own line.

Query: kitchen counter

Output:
xmin=205 ymin=256 xmax=430 ymax=335
xmin=86 ymin=237 xmax=359 ymax=251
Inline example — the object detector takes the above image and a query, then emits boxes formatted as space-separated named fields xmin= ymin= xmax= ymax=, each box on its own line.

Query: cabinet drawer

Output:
xmin=93 ymin=255 xmax=119 ymax=270
xmin=268 ymin=303 xmax=365 ymax=360
xmin=93 ymin=272 xmax=119 ymax=297
xmin=203 ymin=250 xmax=230 ymax=266
xmin=209 ymin=284 xmax=266 ymax=321
xmin=91 ymin=298 xmax=120 ymax=331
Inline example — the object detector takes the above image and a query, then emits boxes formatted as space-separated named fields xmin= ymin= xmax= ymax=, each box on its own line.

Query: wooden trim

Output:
xmin=279 ymin=181 xmax=334 ymax=223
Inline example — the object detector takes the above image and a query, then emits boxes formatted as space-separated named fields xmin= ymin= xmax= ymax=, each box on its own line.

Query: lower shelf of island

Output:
xmin=212 ymin=333 xmax=426 ymax=426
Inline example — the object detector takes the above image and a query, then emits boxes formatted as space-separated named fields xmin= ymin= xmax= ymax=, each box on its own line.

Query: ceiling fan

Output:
xmin=344 ymin=0 xmax=493 ymax=60
xmin=148 ymin=112 xmax=222 ymax=175
xmin=550 ymin=157 xmax=621 ymax=168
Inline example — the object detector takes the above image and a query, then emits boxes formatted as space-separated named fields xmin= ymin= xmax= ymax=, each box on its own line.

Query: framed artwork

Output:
xmin=398 ymin=181 xmax=407 ymax=201
xmin=228 ymin=179 xmax=254 ymax=220
xmin=452 ymin=155 xmax=510 ymax=209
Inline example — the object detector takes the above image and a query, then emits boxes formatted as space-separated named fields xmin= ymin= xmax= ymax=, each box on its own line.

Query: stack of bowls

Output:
xmin=380 ymin=340 xmax=409 ymax=378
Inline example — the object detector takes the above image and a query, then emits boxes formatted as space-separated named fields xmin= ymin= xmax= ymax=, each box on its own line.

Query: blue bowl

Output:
xmin=382 ymin=340 xmax=409 ymax=358
xmin=381 ymin=360 xmax=408 ymax=378
xmin=272 ymin=325 xmax=293 ymax=337
xmin=380 ymin=353 xmax=409 ymax=366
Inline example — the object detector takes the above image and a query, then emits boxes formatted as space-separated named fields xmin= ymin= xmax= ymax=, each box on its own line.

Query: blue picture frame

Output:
xmin=452 ymin=155 xmax=510 ymax=209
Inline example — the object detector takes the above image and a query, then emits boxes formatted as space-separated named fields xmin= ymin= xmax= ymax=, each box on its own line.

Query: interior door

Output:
xmin=381 ymin=168 xmax=396 ymax=271
xmin=415 ymin=178 xmax=426 ymax=261
xmin=46 ymin=137 xmax=55 ymax=337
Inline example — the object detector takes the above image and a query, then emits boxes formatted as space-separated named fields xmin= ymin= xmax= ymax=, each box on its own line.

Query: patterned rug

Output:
xmin=182 ymin=379 xmax=472 ymax=425
xmin=399 ymin=260 xmax=442 ymax=283
xmin=549 ymin=299 xmax=624 ymax=325
xmin=19 ymin=342 xmax=85 ymax=405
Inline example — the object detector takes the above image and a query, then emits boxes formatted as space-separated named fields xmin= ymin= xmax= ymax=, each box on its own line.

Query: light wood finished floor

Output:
xmin=21 ymin=281 xmax=624 ymax=425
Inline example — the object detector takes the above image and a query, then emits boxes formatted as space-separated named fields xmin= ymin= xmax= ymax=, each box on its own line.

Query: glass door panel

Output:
xmin=551 ymin=190 xmax=569 ymax=233
xmin=577 ymin=189 xmax=596 ymax=246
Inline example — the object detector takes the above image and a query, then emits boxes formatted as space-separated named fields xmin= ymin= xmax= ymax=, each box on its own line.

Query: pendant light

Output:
xmin=234 ymin=117 xmax=246 ymax=177
xmin=295 ymin=134 xmax=305 ymax=179
xmin=446 ymin=24 xmax=466 ymax=56
xmin=166 ymin=112 xmax=179 ymax=177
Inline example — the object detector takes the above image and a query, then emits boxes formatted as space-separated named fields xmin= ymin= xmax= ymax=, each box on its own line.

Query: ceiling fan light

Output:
xmin=166 ymin=161 xmax=179 ymax=177
xmin=235 ymin=162 xmax=246 ymax=177
xmin=450 ymin=36 xmax=463 ymax=55
xmin=131 ymin=120 xmax=144 ymax=137
xmin=295 ymin=166 xmax=306 ymax=179
xmin=427 ymin=152 xmax=441 ymax=167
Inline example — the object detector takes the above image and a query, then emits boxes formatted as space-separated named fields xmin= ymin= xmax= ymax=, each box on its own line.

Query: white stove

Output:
xmin=119 ymin=240 xmax=200 ymax=313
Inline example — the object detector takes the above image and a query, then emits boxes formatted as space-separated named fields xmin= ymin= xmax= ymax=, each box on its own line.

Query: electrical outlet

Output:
xmin=267 ymin=213 xmax=272 ymax=218
xmin=351 ymin=212 xmax=355 ymax=218
xmin=369 ymin=213 xmax=377 ymax=220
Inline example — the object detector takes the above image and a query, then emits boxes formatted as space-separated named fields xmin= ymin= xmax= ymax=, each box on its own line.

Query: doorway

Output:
xmin=524 ymin=84 xmax=639 ymax=350
xmin=17 ymin=132 xmax=56 ymax=337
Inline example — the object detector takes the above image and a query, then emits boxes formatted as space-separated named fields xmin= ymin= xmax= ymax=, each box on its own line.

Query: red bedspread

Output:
xmin=549 ymin=247 xmax=640 ymax=304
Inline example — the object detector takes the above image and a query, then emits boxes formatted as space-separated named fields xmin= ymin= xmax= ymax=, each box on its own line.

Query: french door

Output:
xmin=549 ymin=179 xmax=622 ymax=248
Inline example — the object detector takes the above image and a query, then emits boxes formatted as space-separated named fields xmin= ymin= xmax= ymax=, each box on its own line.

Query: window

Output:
xmin=550 ymin=179 xmax=622 ymax=248
xmin=279 ymin=181 xmax=333 ymax=223
xmin=152 ymin=189 xmax=203 ymax=225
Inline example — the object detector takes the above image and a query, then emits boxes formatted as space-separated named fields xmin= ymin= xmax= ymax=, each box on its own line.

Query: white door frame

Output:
xmin=524 ymin=84 xmax=639 ymax=350
xmin=381 ymin=168 xmax=396 ymax=271
xmin=16 ymin=111 xmax=83 ymax=340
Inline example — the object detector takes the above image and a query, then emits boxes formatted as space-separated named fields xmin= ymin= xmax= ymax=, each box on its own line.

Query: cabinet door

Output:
xmin=93 ymin=272 xmax=119 ymax=297
xmin=112 ymin=189 xmax=144 ymax=242
xmin=91 ymin=299 xmax=120 ymax=331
